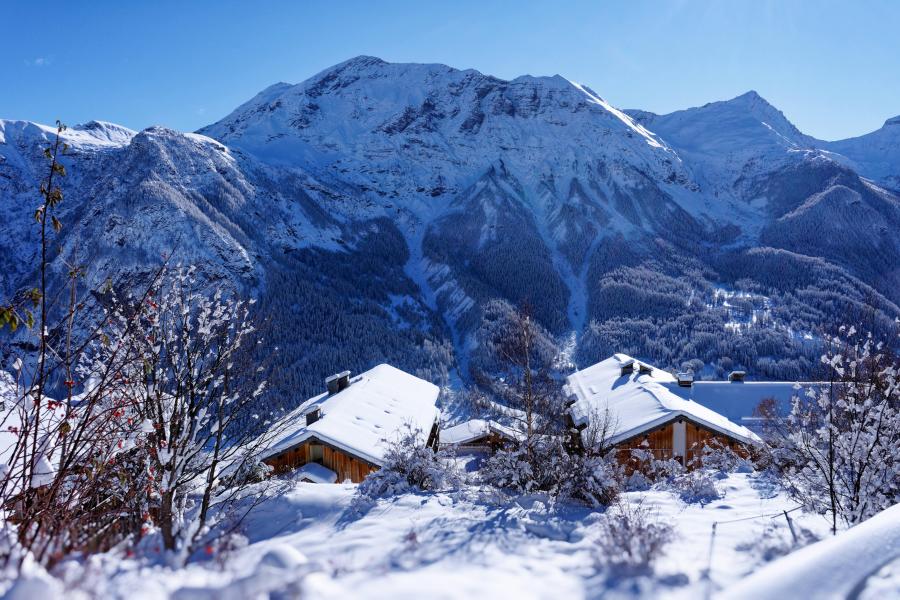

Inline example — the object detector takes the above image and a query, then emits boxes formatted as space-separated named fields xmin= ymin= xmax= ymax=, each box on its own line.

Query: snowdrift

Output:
xmin=726 ymin=503 xmax=900 ymax=599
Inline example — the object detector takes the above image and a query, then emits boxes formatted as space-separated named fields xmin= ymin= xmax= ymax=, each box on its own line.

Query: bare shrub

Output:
xmin=737 ymin=521 xmax=820 ymax=564
xmin=594 ymin=502 xmax=674 ymax=575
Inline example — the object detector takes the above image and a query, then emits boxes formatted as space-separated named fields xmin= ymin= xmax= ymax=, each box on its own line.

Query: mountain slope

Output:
xmin=824 ymin=115 xmax=900 ymax=191
xmin=2 ymin=57 xmax=900 ymax=408
xmin=626 ymin=92 xmax=900 ymax=303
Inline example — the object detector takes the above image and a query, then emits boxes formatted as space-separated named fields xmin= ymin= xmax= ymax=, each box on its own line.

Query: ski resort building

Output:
xmin=261 ymin=364 xmax=441 ymax=483
xmin=440 ymin=419 xmax=522 ymax=455
xmin=565 ymin=354 xmax=763 ymax=465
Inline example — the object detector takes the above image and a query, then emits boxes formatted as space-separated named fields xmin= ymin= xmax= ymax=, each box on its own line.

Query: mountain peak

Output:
xmin=718 ymin=90 xmax=779 ymax=113
xmin=329 ymin=55 xmax=389 ymax=72
xmin=734 ymin=90 xmax=765 ymax=102
xmin=884 ymin=115 xmax=900 ymax=127
xmin=693 ymin=90 xmax=808 ymax=143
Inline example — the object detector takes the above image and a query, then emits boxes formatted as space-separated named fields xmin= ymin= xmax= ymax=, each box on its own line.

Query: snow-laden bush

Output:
xmin=353 ymin=425 xmax=459 ymax=508
xmin=627 ymin=447 xmax=686 ymax=486
xmin=671 ymin=469 xmax=723 ymax=504
xmin=624 ymin=470 xmax=652 ymax=492
xmin=479 ymin=436 xmax=622 ymax=506
xmin=479 ymin=446 xmax=535 ymax=493
xmin=594 ymin=502 xmax=674 ymax=575
xmin=692 ymin=440 xmax=754 ymax=475
xmin=557 ymin=452 xmax=622 ymax=507
xmin=627 ymin=446 xmax=722 ymax=503
xmin=223 ymin=460 xmax=273 ymax=488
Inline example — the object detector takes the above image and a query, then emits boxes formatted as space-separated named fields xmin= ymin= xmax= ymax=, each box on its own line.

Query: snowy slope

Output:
xmin=628 ymin=91 xmax=829 ymax=217
xmin=19 ymin=472 xmax=830 ymax=599
xmin=198 ymin=56 xmax=717 ymax=338
xmin=824 ymin=115 xmax=900 ymax=191
xmin=626 ymin=92 xmax=900 ymax=299
xmin=199 ymin=55 xmax=689 ymax=206
xmin=726 ymin=503 xmax=900 ymax=599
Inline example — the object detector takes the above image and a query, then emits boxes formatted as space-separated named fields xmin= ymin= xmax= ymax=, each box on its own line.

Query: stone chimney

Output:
xmin=326 ymin=370 xmax=352 ymax=394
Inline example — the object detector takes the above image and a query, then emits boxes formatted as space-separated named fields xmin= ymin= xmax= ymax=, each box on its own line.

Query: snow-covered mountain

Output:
xmin=2 ymin=57 xmax=899 ymax=405
xmin=824 ymin=115 xmax=900 ymax=192
xmin=627 ymin=92 xmax=900 ymax=294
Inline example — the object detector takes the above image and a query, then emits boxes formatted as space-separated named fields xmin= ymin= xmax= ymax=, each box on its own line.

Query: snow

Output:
xmin=0 ymin=119 xmax=135 ymax=150
xmin=0 ymin=371 xmax=69 ymax=490
xmin=824 ymin=115 xmax=900 ymax=189
xmin=0 ymin=371 xmax=21 ymax=467
xmin=440 ymin=419 xmax=521 ymax=446
xmin=19 ymin=471 xmax=832 ymax=599
xmin=567 ymin=81 xmax=669 ymax=150
xmin=565 ymin=354 xmax=761 ymax=446
xmin=726 ymin=503 xmax=900 ymax=599
xmin=295 ymin=462 xmax=338 ymax=484
xmin=263 ymin=364 xmax=440 ymax=466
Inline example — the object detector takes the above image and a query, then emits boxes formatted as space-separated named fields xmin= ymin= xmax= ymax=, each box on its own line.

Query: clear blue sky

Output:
xmin=3 ymin=0 xmax=898 ymax=140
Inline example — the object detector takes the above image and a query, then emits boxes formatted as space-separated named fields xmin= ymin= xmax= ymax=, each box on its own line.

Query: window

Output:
xmin=309 ymin=444 xmax=324 ymax=464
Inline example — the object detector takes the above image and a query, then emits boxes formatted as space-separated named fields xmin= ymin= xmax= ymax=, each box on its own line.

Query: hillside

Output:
xmin=2 ymin=57 xmax=899 ymax=410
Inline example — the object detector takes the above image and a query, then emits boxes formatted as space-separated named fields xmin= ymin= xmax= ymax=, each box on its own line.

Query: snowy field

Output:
xmin=12 ymin=471 xmax=859 ymax=600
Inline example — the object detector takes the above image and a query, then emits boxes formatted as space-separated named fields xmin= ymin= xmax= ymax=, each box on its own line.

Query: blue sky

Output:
xmin=3 ymin=0 xmax=898 ymax=140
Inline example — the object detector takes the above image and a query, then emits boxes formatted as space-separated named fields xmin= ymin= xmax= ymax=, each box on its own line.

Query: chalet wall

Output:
xmin=616 ymin=422 xmax=675 ymax=462
xmin=613 ymin=419 xmax=746 ymax=468
xmin=263 ymin=438 xmax=378 ymax=483
xmin=445 ymin=432 xmax=511 ymax=455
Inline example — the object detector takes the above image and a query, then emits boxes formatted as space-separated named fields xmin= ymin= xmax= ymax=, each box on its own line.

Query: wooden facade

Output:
xmin=612 ymin=418 xmax=746 ymax=469
xmin=616 ymin=422 xmax=675 ymax=462
xmin=684 ymin=421 xmax=743 ymax=465
xmin=449 ymin=431 xmax=514 ymax=455
xmin=264 ymin=419 xmax=439 ymax=484
xmin=263 ymin=438 xmax=378 ymax=483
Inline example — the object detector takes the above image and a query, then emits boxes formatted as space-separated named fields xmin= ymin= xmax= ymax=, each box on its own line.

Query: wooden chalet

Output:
xmin=261 ymin=364 xmax=441 ymax=483
xmin=565 ymin=354 xmax=761 ymax=467
xmin=440 ymin=419 xmax=522 ymax=455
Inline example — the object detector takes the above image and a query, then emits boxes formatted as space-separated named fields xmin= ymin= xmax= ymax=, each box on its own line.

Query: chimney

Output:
xmin=305 ymin=408 xmax=321 ymax=426
xmin=729 ymin=370 xmax=746 ymax=383
xmin=677 ymin=372 xmax=694 ymax=387
xmin=620 ymin=360 xmax=635 ymax=377
xmin=638 ymin=363 xmax=653 ymax=375
xmin=325 ymin=370 xmax=352 ymax=394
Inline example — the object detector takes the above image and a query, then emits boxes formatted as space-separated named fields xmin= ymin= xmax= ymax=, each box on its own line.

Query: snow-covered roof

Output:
xmin=565 ymin=354 xmax=761 ymax=446
xmin=666 ymin=380 xmax=824 ymax=430
xmin=294 ymin=462 xmax=337 ymax=484
xmin=440 ymin=419 xmax=522 ymax=446
xmin=263 ymin=364 xmax=440 ymax=466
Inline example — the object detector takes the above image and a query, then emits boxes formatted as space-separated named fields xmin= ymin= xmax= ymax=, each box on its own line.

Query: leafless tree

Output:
xmin=763 ymin=323 xmax=900 ymax=534
xmin=472 ymin=299 xmax=565 ymax=442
